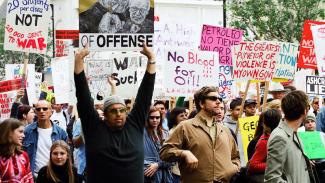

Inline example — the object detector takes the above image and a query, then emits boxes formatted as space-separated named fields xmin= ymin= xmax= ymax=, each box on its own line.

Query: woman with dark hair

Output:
xmin=247 ymin=109 xmax=281 ymax=183
xmin=247 ymin=113 xmax=265 ymax=161
xmin=37 ymin=140 xmax=78 ymax=183
xmin=144 ymin=106 xmax=173 ymax=183
xmin=167 ymin=107 xmax=187 ymax=183
xmin=17 ymin=105 xmax=35 ymax=126
xmin=0 ymin=118 xmax=33 ymax=183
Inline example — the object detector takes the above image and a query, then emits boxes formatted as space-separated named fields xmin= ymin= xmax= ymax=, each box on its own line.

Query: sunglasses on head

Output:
xmin=109 ymin=107 xmax=127 ymax=115
xmin=35 ymin=107 xmax=49 ymax=112
xmin=204 ymin=96 xmax=223 ymax=102
xmin=149 ymin=116 xmax=160 ymax=120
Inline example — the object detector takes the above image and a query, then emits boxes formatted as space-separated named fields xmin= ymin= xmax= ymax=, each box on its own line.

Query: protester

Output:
xmin=23 ymin=100 xmax=68 ymax=177
xmin=73 ymin=117 xmax=86 ymax=183
xmin=74 ymin=44 xmax=155 ymax=182
xmin=316 ymin=106 xmax=325 ymax=133
xmin=265 ymin=90 xmax=316 ymax=183
xmin=310 ymin=96 xmax=320 ymax=116
xmin=244 ymin=99 xmax=257 ymax=117
xmin=268 ymin=82 xmax=288 ymax=100
xmin=154 ymin=100 xmax=169 ymax=131
xmin=36 ymin=140 xmax=78 ymax=183
xmin=144 ymin=106 xmax=173 ymax=183
xmin=167 ymin=107 xmax=188 ymax=183
xmin=160 ymin=86 xmax=240 ymax=183
xmin=247 ymin=114 xmax=265 ymax=161
xmin=51 ymin=103 xmax=69 ymax=131
xmin=17 ymin=105 xmax=36 ymax=126
xmin=0 ymin=118 xmax=33 ymax=183
xmin=247 ymin=109 xmax=281 ymax=183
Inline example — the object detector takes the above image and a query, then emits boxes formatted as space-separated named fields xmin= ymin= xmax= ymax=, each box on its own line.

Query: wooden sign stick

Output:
xmin=262 ymin=81 xmax=270 ymax=112
xmin=236 ymin=80 xmax=251 ymax=135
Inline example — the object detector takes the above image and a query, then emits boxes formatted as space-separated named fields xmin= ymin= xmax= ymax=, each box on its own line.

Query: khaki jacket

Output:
xmin=160 ymin=114 xmax=240 ymax=183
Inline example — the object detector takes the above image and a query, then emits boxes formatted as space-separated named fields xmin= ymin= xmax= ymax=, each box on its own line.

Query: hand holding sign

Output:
xmin=75 ymin=45 xmax=90 ymax=74
xmin=140 ymin=43 xmax=155 ymax=61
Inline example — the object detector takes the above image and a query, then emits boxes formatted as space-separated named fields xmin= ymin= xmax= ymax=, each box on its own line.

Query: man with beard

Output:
xmin=160 ymin=86 xmax=240 ymax=183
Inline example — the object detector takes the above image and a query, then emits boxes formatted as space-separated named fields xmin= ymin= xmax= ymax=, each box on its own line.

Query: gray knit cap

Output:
xmin=103 ymin=95 xmax=125 ymax=112
xmin=306 ymin=112 xmax=316 ymax=122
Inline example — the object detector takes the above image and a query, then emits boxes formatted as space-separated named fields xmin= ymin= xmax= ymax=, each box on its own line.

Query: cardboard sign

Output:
xmin=297 ymin=20 xmax=325 ymax=69
xmin=232 ymin=41 xmax=280 ymax=81
xmin=164 ymin=49 xmax=219 ymax=97
xmin=5 ymin=64 xmax=36 ymax=105
xmin=4 ymin=0 xmax=51 ymax=54
xmin=0 ymin=78 xmax=24 ymax=93
xmin=311 ymin=24 xmax=325 ymax=76
xmin=200 ymin=25 xmax=244 ymax=66
xmin=79 ymin=0 xmax=154 ymax=50
xmin=51 ymin=57 xmax=72 ymax=104
xmin=305 ymin=76 xmax=325 ymax=96
xmin=273 ymin=42 xmax=299 ymax=80
xmin=0 ymin=92 xmax=16 ymax=119
xmin=238 ymin=115 xmax=259 ymax=162
xmin=298 ymin=132 xmax=325 ymax=159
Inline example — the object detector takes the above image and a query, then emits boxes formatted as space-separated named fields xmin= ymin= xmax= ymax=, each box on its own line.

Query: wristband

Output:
xmin=148 ymin=60 xmax=156 ymax=64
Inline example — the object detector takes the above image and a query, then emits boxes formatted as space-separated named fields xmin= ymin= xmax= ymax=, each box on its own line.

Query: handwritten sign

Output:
xmin=297 ymin=20 xmax=325 ymax=69
xmin=5 ymin=64 xmax=36 ymax=105
xmin=51 ymin=57 xmax=72 ymax=104
xmin=0 ymin=92 xmax=16 ymax=119
xmin=164 ymin=49 xmax=219 ymax=97
xmin=305 ymin=76 xmax=325 ymax=96
xmin=311 ymin=24 xmax=325 ymax=76
xmin=55 ymin=39 xmax=70 ymax=57
xmin=298 ymin=131 xmax=325 ymax=159
xmin=238 ymin=115 xmax=259 ymax=162
xmin=232 ymin=41 xmax=280 ymax=81
xmin=273 ymin=42 xmax=299 ymax=80
xmin=218 ymin=65 xmax=236 ymax=99
xmin=200 ymin=25 xmax=244 ymax=66
xmin=79 ymin=0 xmax=154 ymax=50
xmin=4 ymin=0 xmax=51 ymax=54
xmin=35 ymin=72 xmax=42 ymax=100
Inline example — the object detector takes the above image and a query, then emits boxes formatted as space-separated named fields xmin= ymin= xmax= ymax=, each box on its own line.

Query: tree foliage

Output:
xmin=229 ymin=0 xmax=325 ymax=42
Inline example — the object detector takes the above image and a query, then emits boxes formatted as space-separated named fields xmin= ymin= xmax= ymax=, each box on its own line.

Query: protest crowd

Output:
xmin=1 ymin=0 xmax=325 ymax=183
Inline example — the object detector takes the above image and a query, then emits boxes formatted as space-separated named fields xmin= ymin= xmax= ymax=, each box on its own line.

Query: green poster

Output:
xmin=298 ymin=132 xmax=325 ymax=159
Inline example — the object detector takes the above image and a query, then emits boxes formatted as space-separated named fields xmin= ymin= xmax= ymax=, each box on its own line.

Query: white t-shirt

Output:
xmin=50 ymin=110 xmax=67 ymax=131
xmin=35 ymin=127 xmax=52 ymax=174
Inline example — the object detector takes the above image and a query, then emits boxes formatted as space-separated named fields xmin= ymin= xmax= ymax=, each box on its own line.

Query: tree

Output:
xmin=229 ymin=0 xmax=325 ymax=42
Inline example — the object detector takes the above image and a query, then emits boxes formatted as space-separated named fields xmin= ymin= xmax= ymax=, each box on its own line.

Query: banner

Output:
xmin=0 ymin=78 xmax=24 ymax=93
xmin=79 ymin=0 xmax=154 ymax=50
xmin=232 ymin=41 xmax=280 ymax=81
xmin=200 ymin=25 xmax=244 ymax=66
xmin=164 ymin=49 xmax=219 ymax=97
xmin=311 ymin=24 xmax=325 ymax=76
xmin=305 ymin=76 xmax=325 ymax=96
xmin=5 ymin=64 xmax=36 ymax=105
xmin=238 ymin=115 xmax=259 ymax=162
xmin=273 ymin=42 xmax=299 ymax=80
xmin=51 ymin=57 xmax=72 ymax=104
xmin=297 ymin=20 xmax=325 ymax=69
xmin=298 ymin=132 xmax=325 ymax=159
xmin=0 ymin=92 xmax=16 ymax=119
xmin=4 ymin=0 xmax=51 ymax=54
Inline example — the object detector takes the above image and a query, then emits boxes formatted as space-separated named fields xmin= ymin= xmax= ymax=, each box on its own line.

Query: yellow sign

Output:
xmin=238 ymin=115 xmax=260 ymax=162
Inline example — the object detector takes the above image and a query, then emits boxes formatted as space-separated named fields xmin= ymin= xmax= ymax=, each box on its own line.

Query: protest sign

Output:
xmin=79 ymin=0 xmax=154 ymax=50
xmin=298 ymin=131 xmax=325 ymax=159
xmin=56 ymin=30 xmax=79 ymax=40
xmin=232 ymin=41 xmax=280 ymax=81
xmin=4 ymin=0 xmax=51 ymax=54
xmin=55 ymin=39 xmax=70 ymax=57
xmin=154 ymin=21 xmax=200 ymax=98
xmin=200 ymin=25 xmax=244 ymax=66
xmin=5 ymin=64 xmax=36 ymax=105
xmin=297 ymin=20 xmax=325 ymax=69
xmin=0 ymin=91 xmax=16 ymax=119
xmin=311 ymin=24 xmax=325 ymax=76
xmin=238 ymin=115 xmax=259 ymax=162
xmin=35 ymin=72 xmax=42 ymax=100
xmin=218 ymin=65 xmax=236 ymax=99
xmin=305 ymin=76 xmax=325 ymax=96
xmin=51 ymin=57 xmax=72 ymax=104
xmin=164 ymin=49 xmax=219 ymax=97
xmin=0 ymin=78 xmax=24 ymax=93
xmin=273 ymin=42 xmax=299 ymax=80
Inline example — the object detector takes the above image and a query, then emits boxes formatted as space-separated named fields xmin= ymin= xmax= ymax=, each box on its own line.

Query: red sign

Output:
xmin=0 ymin=78 xmax=25 ymax=93
xmin=56 ymin=30 xmax=79 ymax=40
xmin=297 ymin=20 xmax=325 ymax=69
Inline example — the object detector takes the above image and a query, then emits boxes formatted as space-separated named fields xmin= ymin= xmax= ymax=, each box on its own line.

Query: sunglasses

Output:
xmin=109 ymin=107 xmax=127 ymax=115
xmin=314 ymin=102 xmax=319 ymax=105
xmin=204 ymin=96 xmax=223 ymax=102
xmin=35 ymin=107 xmax=49 ymax=112
xmin=149 ymin=116 xmax=160 ymax=120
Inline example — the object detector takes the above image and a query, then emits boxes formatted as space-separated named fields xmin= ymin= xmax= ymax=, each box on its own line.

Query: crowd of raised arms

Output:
xmin=0 ymin=44 xmax=325 ymax=183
